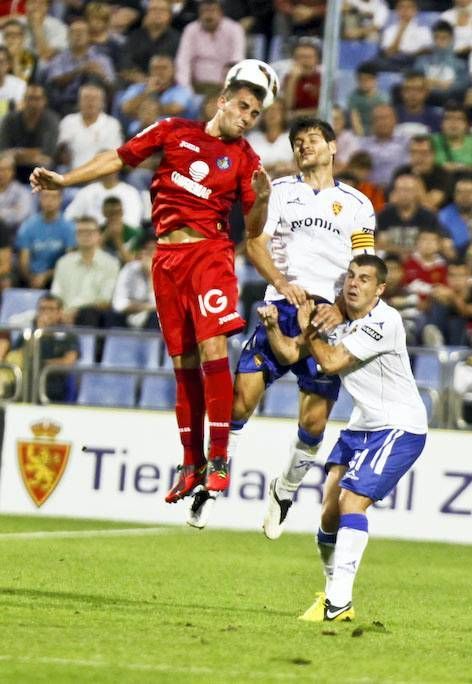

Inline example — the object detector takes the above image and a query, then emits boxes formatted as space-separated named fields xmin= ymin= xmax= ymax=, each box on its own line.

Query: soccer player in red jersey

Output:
xmin=30 ymin=78 xmax=272 ymax=502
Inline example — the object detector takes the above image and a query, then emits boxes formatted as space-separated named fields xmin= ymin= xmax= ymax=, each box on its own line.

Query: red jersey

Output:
xmin=0 ymin=0 xmax=25 ymax=15
xmin=403 ymin=253 xmax=448 ymax=298
xmin=117 ymin=118 xmax=261 ymax=239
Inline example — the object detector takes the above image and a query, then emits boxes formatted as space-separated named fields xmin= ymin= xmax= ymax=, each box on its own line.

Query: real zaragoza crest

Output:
xmin=17 ymin=420 xmax=70 ymax=507
xmin=332 ymin=201 xmax=342 ymax=216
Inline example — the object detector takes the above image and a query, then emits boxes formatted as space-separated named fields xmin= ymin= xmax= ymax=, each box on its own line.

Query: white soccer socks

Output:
xmin=327 ymin=513 xmax=369 ymax=608
xmin=275 ymin=427 xmax=324 ymax=501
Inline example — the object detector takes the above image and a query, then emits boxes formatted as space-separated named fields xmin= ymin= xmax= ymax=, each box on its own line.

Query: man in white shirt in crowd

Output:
xmin=259 ymin=254 xmax=427 ymax=621
xmin=0 ymin=46 xmax=26 ymax=121
xmin=58 ymin=83 xmax=123 ymax=170
xmin=112 ymin=235 xmax=158 ymax=329
xmin=64 ymin=170 xmax=144 ymax=228
xmin=379 ymin=0 xmax=432 ymax=70
xmin=51 ymin=216 xmax=120 ymax=326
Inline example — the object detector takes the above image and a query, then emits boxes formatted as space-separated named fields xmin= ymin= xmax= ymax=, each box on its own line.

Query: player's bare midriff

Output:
xmin=158 ymin=226 xmax=207 ymax=243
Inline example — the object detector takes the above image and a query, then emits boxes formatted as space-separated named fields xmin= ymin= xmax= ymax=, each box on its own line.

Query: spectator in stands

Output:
xmin=346 ymin=150 xmax=385 ymax=212
xmin=120 ymin=0 xmax=181 ymax=83
xmin=0 ymin=153 xmax=33 ymax=241
xmin=440 ymin=0 xmax=472 ymax=58
xmin=0 ymin=293 xmax=80 ymax=402
xmin=0 ymin=83 xmax=59 ymax=184
xmin=394 ymin=71 xmax=442 ymax=138
xmin=360 ymin=103 xmax=409 ymax=188
xmin=0 ymin=46 xmax=26 ymax=121
xmin=100 ymin=196 xmax=143 ymax=264
xmin=414 ymin=21 xmax=469 ymax=106
xmin=24 ymin=0 xmax=68 ymax=64
xmin=394 ymin=134 xmax=454 ymax=211
xmin=85 ymin=2 xmax=123 ymax=71
xmin=342 ymin=0 xmax=389 ymax=42
xmin=383 ymin=253 xmax=422 ymax=344
xmin=282 ymin=37 xmax=321 ymax=120
xmin=376 ymin=172 xmax=449 ymax=258
xmin=432 ymin=102 xmax=472 ymax=175
xmin=247 ymin=98 xmax=295 ymax=179
xmin=175 ymin=0 xmax=245 ymax=95
xmin=57 ymin=84 xmax=123 ymax=171
xmin=425 ymin=260 xmax=472 ymax=346
xmin=119 ymin=54 xmax=195 ymax=134
xmin=377 ymin=0 xmax=432 ymax=71
xmin=403 ymin=227 xmax=449 ymax=306
xmin=15 ymin=189 xmax=76 ymax=288
xmin=2 ymin=19 xmax=36 ymax=82
xmin=221 ymin=0 xmax=275 ymax=63
xmin=348 ymin=62 xmax=389 ymax=137
xmin=439 ymin=175 xmax=472 ymax=257
xmin=274 ymin=0 xmax=326 ymax=39
xmin=112 ymin=235 xmax=158 ymax=329
xmin=108 ymin=1 xmax=143 ymax=37
xmin=45 ymin=18 xmax=116 ymax=115
xmin=64 ymin=170 xmax=144 ymax=229
xmin=51 ymin=216 xmax=120 ymax=326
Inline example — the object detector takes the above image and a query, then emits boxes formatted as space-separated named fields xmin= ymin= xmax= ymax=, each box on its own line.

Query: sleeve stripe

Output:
xmin=351 ymin=234 xmax=375 ymax=248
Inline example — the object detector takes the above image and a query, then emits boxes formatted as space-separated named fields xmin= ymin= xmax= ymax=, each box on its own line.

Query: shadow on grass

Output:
xmin=0 ymin=587 xmax=293 ymax=617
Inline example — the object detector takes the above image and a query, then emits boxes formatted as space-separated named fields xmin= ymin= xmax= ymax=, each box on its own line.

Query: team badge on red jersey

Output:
xmin=216 ymin=156 xmax=232 ymax=170
xmin=17 ymin=420 xmax=70 ymax=507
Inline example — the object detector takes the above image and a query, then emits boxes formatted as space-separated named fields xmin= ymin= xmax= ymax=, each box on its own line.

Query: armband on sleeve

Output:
xmin=351 ymin=230 xmax=375 ymax=255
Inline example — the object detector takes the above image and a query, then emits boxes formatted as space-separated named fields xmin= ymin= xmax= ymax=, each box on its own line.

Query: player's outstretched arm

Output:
xmin=258 ymin=304 xmax=302 ymax=365
xmin=30 ymin=149 xmax=124 ymax=193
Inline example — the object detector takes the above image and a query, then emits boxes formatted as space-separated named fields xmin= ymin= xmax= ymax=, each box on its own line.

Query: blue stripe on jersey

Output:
xmin=272 ymin=178 xmax=302 ymax=187
xmin=335 ymin=185 xmax=364 ymax=204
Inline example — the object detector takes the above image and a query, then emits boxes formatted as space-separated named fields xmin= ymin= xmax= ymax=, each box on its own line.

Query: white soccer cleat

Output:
xmin=263 ymin=478 xmax=293 ymax=540
xmin=186 ymin=486 xmax=218 ymax=529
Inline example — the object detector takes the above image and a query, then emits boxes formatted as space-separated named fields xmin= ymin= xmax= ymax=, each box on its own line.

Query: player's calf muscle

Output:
xmin=232 ymin=373 xmax=265 ymax=421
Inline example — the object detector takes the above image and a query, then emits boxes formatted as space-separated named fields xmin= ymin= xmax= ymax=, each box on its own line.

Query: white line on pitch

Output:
xmin=0 ymin=656 xmax=302 ymax=680
xmin=0 ymin=526 xmax=180 ymax=541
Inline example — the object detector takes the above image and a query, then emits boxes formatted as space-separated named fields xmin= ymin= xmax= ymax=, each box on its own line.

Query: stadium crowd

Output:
xmin=0 ymin=0 xmax=471 ymax=368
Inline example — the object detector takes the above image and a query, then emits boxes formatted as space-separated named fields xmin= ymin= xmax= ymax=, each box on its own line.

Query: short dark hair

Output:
xmin=350 ymin=255 xmax=388 ymax=284
xmin=410 ymin=134 xmax=433 ymax=148
xmin=102 ymin=196 xmax=123 ymax=209
xmin=384 ymin=253 xmax=402 ymax=266
xmin=38 ymin=293 xmax=63 ymax=309
xmin=432 ymin=19 xmax=453 ymax=35
xmin=357 ymin=61 xmax=377 ymax=77
xmin=289 ymin=117 xmax=336 ymax=149
xmin=221 ymin=79 xmax=266 ymax=106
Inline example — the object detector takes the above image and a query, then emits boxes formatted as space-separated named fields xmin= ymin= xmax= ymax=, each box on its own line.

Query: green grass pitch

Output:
xmin=0 ymin=515 xmax=471 ymax=684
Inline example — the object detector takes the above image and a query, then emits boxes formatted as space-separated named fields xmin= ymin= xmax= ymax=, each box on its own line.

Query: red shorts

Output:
xmin=152 ymin=239 xmax=245 ymax=356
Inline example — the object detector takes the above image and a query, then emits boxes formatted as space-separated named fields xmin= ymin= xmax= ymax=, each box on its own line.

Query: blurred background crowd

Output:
xmin=0 ymin=0 xmax=470 ymax=357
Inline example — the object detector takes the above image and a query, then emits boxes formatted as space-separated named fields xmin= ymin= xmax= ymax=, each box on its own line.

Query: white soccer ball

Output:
xmin=224 ymin=59 xmax=280 ymax=109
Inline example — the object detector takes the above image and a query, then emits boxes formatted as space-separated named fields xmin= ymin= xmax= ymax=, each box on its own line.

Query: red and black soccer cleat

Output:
xmin=205 ymin=457 xmax=230 ymax=492
xmin=165 ymin=463 xmax=207 ymax=503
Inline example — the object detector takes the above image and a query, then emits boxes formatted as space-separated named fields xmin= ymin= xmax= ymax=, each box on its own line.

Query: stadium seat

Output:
xmin=417 ymin=11 xmax=440 ymax=27
xmin=139 ymin=373 xmax=176 ymax=410
xmin=102 ymin=334 xmax=160 ymax=369
xmin=0 ymin=288 xmax=47 ymax=324
xmin=77 ymin=372 xmax=137 ymax=407
xmin=339 ymin=41 xmax=379 ymax=70
xmin=413 ymin=351 xmax=442 ymax=390
xmin=330 ymin=386 xmax=354 ymax=422
xmin=262 ymin=378 xmax=299 ymax=418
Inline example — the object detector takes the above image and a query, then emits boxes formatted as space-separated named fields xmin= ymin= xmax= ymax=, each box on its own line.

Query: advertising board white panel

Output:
xmin=1 ymin=404 xmax=471 ymax=543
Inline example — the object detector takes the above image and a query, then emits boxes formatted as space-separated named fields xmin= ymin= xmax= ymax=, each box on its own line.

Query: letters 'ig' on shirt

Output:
xmin=117 ymin=117 xmax=261 ymax=239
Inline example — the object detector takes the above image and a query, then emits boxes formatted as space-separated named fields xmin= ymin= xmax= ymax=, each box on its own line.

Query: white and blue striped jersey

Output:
xmin=332 ymin=298 xmax=427 ymax=434
xmin=263 ymin=176 xmax=376 ymax=303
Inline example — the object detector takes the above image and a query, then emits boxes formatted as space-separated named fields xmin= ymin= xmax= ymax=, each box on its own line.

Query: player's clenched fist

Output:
xmin=257 ymin=304 xmax=279 ymax=328
xmin=30 ymin=167 xmax=65 ymax=193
